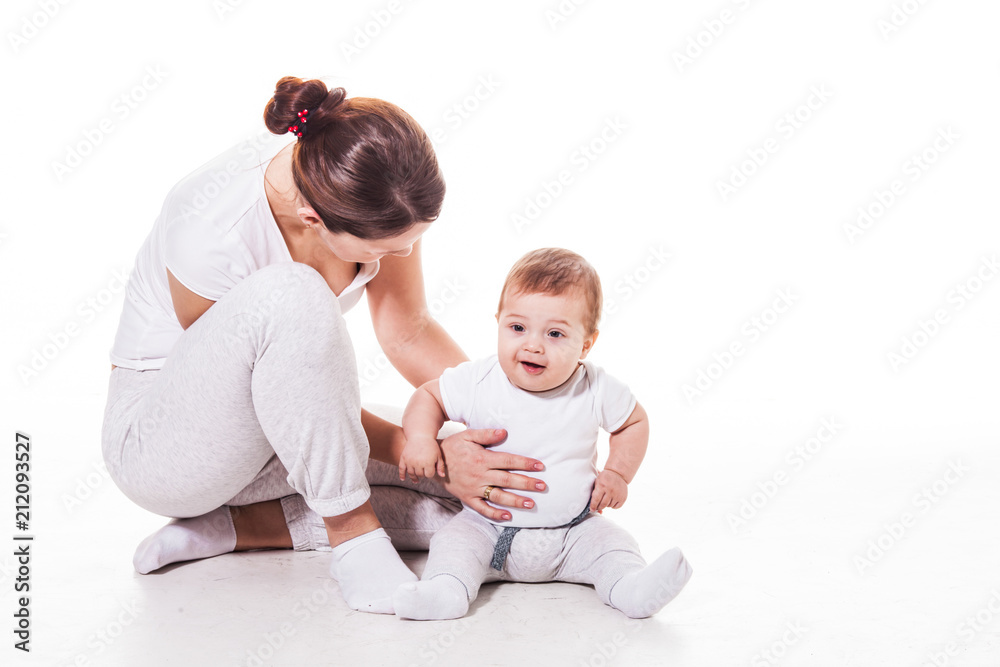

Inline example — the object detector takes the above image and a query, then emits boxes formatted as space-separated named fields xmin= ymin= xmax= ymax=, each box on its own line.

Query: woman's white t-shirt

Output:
xmin=111 ymin=133 xmax=379 ymax=370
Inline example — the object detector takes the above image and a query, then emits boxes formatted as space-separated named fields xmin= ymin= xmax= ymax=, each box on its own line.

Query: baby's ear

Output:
xmin=580 ymin=329 xmax=600 ymax=359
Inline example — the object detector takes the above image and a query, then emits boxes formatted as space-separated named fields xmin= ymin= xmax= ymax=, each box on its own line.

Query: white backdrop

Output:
xmin=2 ymin=0 xmax=999 ymax=665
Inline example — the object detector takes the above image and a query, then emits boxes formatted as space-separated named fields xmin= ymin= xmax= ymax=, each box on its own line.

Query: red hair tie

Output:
xmin=287 ymin=109 xmax=309 ymax=138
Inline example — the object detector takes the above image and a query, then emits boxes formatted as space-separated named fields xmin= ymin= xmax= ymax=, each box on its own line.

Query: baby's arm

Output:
xmin=399 ymin=379 xmax=449 ymax=482
xmin=591 ymin=402 xmax=649 ymax=512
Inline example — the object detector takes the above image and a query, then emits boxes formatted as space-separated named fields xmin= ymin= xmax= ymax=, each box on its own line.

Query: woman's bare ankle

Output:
xmin=323 ymin=501 xmax=382 ymax=548
xmin=231 ymin=500 xmax=294 ymax=551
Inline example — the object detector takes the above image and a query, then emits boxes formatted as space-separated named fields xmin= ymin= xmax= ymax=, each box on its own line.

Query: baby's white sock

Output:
xmin=393 ymin=575 xmax=470 ymax=620
xmin=609 ymin=547 xmax=693 ymax=619
xmin=133 ymin=506 xmax=237 ymax=574
xmin=329 ymin=528 xmax=416 ymax=614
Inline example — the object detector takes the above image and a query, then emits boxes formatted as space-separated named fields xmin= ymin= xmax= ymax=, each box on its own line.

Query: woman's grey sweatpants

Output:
xmin=102 ymin=262 xmax=460 ymax=551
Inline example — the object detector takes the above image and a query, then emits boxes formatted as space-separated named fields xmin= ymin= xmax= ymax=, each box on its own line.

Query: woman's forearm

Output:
xmin=379 ymin=315 xmax=468 ymax=388
xmin=364 ymin=315 xmax=465 ymax=465
xmin=361 ymin=408 xmax=407 ymax=466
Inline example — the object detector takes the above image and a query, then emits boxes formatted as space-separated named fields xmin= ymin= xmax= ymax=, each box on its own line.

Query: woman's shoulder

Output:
xmin=161 ymin=133 xmax=292 ymax=232
xmin=157 ymin=134 xmax=295 ymax=300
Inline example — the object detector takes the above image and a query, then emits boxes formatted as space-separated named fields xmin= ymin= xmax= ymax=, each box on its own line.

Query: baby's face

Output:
xmin=496 ymin=290 xmax=597 ymax=392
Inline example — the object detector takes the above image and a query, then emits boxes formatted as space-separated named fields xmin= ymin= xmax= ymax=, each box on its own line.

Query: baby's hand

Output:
xmin=398 ymin=438 xmax=447 ymax=483
xmin=590 ymin=469 xmax=628 ymax=512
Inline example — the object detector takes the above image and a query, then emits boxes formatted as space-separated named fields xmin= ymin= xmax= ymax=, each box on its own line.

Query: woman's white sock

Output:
xmin=133 ymin=506 xmax=237 ymax=574
xmin=393 ymin=575 xmax=470 ymax=620
xmin=329 ymin=528 xmax=417 ymax=614
xmin=608 ymin=547 xmax=693 ymax=618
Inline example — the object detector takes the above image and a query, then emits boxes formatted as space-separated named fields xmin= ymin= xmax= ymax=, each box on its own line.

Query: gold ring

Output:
xmin=483 ymin=485 xmax=495 ymax=501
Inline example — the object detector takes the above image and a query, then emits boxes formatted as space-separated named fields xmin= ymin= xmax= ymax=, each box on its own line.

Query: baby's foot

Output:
xmin=393 ymin=575 xmax=469 ymax=620
xmin=133 ymin=506 xmax=237 ymax=574
xmin=609 ymin=547 xmax=692 ymax=618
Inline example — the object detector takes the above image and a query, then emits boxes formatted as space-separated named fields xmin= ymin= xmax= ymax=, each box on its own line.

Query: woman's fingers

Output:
xmin=439 ymin=428 xmax=549 ymax=518
xmin=484 ymin=486 xmax=535 ymax=511
xmin=487 ymin=451 xmax=546 ymax=474
xmin=460 ymin=427 xmax=507 ymax=447
xmin=483 ymin=467 xmax=546 ymax=494
xmin=466 ymin=497 xmax=511 ymax=523
xmin=463 ymin=429 xmax=545 ymax=473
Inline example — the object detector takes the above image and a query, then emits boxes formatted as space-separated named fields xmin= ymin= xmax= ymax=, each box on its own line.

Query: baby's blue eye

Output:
xmin=512 ymin=324 xmax=525 ymax=332
xmin=548 ymin=331 xmax=564 ymax=338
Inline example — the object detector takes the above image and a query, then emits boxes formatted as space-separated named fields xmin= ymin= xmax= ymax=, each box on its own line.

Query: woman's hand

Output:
xmin=439 ymin=428 xmax=546 ymax=522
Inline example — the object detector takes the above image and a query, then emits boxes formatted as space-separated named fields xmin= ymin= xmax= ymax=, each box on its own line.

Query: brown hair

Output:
xmin=498 ymin=248 xmax=603 ymax=334
xmin=263 ymin=76 xmax=445 ymax=240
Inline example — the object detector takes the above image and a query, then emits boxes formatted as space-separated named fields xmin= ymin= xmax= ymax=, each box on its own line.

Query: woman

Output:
xmin=102 ymin=76 xmax=545 ymax=615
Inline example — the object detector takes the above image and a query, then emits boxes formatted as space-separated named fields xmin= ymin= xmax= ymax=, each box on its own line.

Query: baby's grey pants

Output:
xmin=425 ymin=509 xmax=647 ymax=607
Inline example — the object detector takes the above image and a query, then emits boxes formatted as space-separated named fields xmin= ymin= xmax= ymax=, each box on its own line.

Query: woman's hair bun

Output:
xmin=261 ymin=76 xmax=446 ymax=241
xmin=263 ymin=76 xmax=347 ymax=138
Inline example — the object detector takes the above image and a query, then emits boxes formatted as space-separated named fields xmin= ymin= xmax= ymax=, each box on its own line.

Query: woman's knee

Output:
xmin=243 ymin=262 xmax=344 ymax=332
xmin=249 ymin=262 xmax=331 ymax=306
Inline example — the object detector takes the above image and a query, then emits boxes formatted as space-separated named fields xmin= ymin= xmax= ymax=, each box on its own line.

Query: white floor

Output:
xmin=13 ymin=384 xmax=999 ymax=666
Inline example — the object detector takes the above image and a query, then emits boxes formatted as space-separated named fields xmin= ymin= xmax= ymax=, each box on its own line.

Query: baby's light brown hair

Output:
xmin=497 ymin=248 xmax=603 ymax=335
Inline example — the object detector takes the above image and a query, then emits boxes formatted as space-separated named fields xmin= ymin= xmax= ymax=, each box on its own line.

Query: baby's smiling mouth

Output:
xmin=520 ymin=361 xmax=545 ymax=374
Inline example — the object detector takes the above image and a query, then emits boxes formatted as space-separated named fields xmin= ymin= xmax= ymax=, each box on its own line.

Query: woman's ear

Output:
xmin=297 ymin=206 xmax=322 ymax=229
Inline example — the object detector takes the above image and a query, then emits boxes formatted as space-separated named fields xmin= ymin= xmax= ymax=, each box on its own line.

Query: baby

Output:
xmin=392 ymin=248 xmax=692 ymax=620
